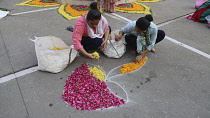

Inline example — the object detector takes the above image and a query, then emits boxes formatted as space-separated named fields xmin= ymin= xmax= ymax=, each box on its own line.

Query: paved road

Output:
xmin=1 ymin=0 xmax=210 ymax=118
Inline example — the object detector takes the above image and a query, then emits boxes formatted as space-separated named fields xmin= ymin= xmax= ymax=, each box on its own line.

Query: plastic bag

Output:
xmin=103 ymin=31 xmax=126 ymax=58
xmin=30 ymin=36 xmax=77 ymax=73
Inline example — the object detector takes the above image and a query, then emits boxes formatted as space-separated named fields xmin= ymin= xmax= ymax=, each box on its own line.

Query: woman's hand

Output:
xmin=78 ymin=48 xmax=95 ymax=59
xmin=115 ymin=35 xmax=122 ymax=41
xmin=86 ymin=53 xmax=96 ymax=59
xmin=100 ymin=41 xmax=107 ymax=51
xmin=115 ymin=31 xmax=124 ymax=41
xmin=135 ymin=55 xmax=143 ymax=62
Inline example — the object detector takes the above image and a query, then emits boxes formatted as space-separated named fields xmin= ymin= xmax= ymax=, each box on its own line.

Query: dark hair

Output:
xmin=90 ymin=2 xmax=97 ymax=9
xmin=87 ymin=2 xmax=101 ymax=21
xmin=136 ymin=17 xmax=150 ymax=31
xmin=136 ymin=15 xmax=153 ymax=31
xmin=145 ymin=14 xmax=153 ymax=22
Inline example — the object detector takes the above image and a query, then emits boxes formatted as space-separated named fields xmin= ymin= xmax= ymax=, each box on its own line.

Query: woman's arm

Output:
xmin=115 ymin=31 xmax=124 ymax=41
xmin=78 ymin=48 xmax=95 ymax=59
xmin=115 ymin=21 xmax=135 ymax=41
xmin=136 ymin=49 xmax=149 ymax=62
xmin=100 ymin=28 xmax=110 ymax=51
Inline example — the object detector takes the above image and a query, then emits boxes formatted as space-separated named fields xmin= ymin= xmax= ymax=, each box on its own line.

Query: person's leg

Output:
xmin=108 ymin=26 xmax=112 ymax=33
xmin=125 ymin=34 xmax=137 ymax=50
xmin=155 ymin=30 xmax=165 ymax=44
xmin=81 ymin=37 xmax=103 ymax=52
xmin=151 ymin=30 xmax=165 ymax=53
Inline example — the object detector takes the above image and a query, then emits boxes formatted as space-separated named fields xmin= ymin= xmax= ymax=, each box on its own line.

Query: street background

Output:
xmin=1 ymin=0 xmax=210 ymax=118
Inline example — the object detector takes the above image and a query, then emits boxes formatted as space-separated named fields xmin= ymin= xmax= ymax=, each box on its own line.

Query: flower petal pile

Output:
xmin=62 ymin=63 xmax=125 ymax=110
xmin=120 ymin=57 xmax=148 ymax=74
xmin=88 ymin=65 xmax=105 ymax=81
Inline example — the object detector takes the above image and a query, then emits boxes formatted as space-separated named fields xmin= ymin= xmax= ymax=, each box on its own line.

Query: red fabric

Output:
xmin=187 ymin=6 xmax=210 ymax=22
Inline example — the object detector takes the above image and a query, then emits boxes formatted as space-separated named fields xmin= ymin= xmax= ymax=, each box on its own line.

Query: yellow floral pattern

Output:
xmin=16 ymin=0 xmax=165 ymax=20
xmin=16 ymin=0 xmax=60 ymax=7
xmin=116 ymin=2 xmax=151 ymax=14
xmin=58 ymin=4 xmax=89 ymax=20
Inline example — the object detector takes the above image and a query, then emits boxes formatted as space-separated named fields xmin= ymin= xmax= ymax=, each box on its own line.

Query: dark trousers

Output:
xmin=81 ymin=26 xmax=112 ymax=52
xmin=125 ymin=30 xmax=165 ymax=50
xmin=81 ymin=37 xmax=103 ymax=52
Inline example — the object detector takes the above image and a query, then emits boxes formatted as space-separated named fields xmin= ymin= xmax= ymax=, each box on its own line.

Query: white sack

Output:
xmin=31 ymin=36 xmax=77 ymax=73
xmin=103 ymin=31 xmax=126 ymax=58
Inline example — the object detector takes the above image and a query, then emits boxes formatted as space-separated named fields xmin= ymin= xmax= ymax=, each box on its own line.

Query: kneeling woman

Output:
xmin=115 ymin=15 xmax=165 ymax=62
xmin=72 ymin=2 xmax=110 ymax=59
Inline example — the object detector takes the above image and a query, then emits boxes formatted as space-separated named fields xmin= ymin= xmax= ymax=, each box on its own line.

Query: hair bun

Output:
xmin=145 ymin=15 xmax=153 ymax=22
xmin=90 ymin=2 xmax=98 ymax=9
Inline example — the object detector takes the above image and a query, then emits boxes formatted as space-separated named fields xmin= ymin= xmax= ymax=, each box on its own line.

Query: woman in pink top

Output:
xmin=72 ymin=2 xmax=111 ymax=59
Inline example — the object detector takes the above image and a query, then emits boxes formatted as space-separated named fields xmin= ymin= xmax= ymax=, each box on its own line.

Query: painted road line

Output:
xmin=0 ymin=66 xmax=38 ymax=84
xmin=165 ymin=36 xmax=210 ymax=59
xmin=0 ymin=74 xmax=16 ymax=84
xmin=111 ymin=13 xmax=132 ymax=22
xmin=104 ymin=13 xmax=128 ymax=23
xmin=11 ymin=7 xmax=59 ymax=16
xmin=15 ymin=66 xmax=38 ymax=78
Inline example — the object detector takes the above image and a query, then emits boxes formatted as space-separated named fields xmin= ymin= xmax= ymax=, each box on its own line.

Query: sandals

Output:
xmin=66 ymin=26 xmax=74 ymax=32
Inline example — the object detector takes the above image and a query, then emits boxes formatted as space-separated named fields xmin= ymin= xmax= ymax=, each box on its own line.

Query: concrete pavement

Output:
xmin=1 ymin=0 xmax=210 ymax=118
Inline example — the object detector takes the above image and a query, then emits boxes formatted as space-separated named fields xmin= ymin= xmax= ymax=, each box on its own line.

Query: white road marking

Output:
xmin=165 ymin=36 xmax=210 ymax=59
xmin=0 ymin=66 xmax=38 ymax=83
xmin=104 ymin=13 xmax=129 ymax=23
xmin=111 ymin=13 xmax=132 ymax=22
xmin=11 ymin=7 xmax=59 ymax=16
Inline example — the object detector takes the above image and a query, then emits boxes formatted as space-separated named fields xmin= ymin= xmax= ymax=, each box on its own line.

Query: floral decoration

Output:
xmin=116 ymin=2 xmax=151 ymax=14
xmin=15 ymin=0 xmax=164 ymax=20
xmin=62 ymin=63 xmax=125 ymax=111
xmin=16 ymin=0 xmax=60 ymax=7
xmin=58 ymin=4 xmax=90 ymax=20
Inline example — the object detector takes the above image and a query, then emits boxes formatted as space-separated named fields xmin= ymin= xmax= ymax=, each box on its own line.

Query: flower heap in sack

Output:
xmin=62 ymin=63 xmax=125 ymax=110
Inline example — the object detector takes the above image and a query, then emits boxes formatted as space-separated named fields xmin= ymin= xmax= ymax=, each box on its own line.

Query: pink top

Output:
xmin=72 ymin=14 xmax=109 ymax=51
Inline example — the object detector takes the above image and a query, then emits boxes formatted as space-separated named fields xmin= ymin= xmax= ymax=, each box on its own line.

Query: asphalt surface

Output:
xmin=1 ymin=0 xmax=210 ymax=118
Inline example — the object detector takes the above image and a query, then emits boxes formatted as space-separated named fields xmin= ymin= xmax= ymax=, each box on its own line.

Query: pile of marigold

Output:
xmin=120 ymin=57 xmax=148 ymax=74
xmin=88 ymin=65 xmax=105 ymax=81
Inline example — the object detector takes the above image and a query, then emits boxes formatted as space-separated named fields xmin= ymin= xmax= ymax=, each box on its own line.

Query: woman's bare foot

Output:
xmin=151 ymin=48 xmax=156 ymax=53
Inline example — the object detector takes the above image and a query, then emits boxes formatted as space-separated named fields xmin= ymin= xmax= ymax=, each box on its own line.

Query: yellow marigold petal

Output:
xmin=120 ymin=57 xmax=148 ymax=74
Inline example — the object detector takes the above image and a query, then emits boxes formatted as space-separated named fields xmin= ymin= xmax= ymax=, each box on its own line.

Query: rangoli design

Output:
xmin=16 ymin=0 xmax=165 ymax=20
